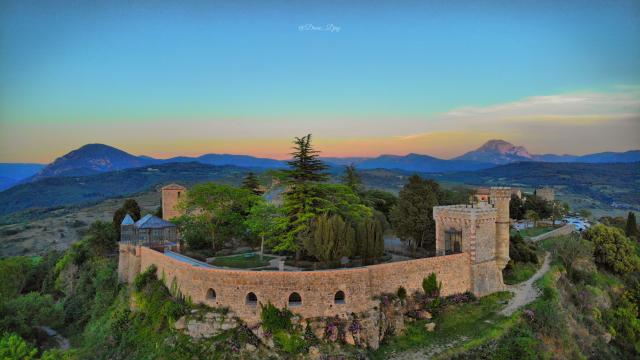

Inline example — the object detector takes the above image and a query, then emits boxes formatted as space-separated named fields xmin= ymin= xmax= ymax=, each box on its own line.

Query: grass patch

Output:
xmin=209 ymin=253 xmax=275 ymax=268
xmin=371 ymin=292 xmax=514 ymax=359
xmin=512 ymin=227 xmax=554 ymax=239
xmin=503 ymin=262 xmax=539 ymax=285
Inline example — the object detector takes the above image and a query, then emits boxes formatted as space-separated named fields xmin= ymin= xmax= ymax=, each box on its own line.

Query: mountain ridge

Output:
xmin=2 ymin=141 xmax=639 ymax=191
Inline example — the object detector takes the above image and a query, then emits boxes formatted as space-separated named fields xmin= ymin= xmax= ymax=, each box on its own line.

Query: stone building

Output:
xmin=162 ymin=183 xmax=186 ymax=220
xmin=118 ymin=184 xmax=511 ymax=324
xmin=535 ymin=187 xmax=555 ymax=202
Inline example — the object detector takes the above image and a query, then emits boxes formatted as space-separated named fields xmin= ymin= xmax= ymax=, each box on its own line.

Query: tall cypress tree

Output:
xmin=626 ymin=212 xmax=638 ymax=239
xmin=277 ymin=134 xmax=329 ymax=254
xmin=242 ymin=172 xmax=263 ymax=195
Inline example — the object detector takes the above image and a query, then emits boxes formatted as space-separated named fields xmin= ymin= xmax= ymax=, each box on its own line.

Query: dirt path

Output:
xmin=500 ymin=251 xmax=551 ymax=316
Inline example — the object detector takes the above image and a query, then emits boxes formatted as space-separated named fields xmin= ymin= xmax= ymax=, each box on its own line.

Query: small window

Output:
xmin=246 ymin=292 xmax=258 ymax=306
xmin=206 ymin=288 xmax=216 ymax=301
xmin=445 ymin=229 xmax=462 ymax=255
xmin=177 ymin=191 xmax=181 ymax=198
xmin=288 ymin=292 xmax=302 ymax=307
xmin=334 ymin=291 xmax=346 ymax=304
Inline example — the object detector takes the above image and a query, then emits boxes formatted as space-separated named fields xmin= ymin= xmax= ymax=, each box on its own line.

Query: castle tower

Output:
xmin=161 ymin=184 xmax=187 ymax=220
xmin=490 ymin=187 xmax=511 ymax=270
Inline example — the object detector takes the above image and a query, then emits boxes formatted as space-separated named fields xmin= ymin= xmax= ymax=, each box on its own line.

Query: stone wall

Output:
xmin=120 ymin=244 xmax=471 ymax=324
xmin=529 ymin=224 xmax=575 ymax=242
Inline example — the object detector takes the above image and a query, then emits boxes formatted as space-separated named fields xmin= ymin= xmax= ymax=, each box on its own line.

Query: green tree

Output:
xmin=626 ymin=212 xmax=639 ymax=239
xmin=112 ymin=199 xmax=141 ymax=236
xmin=0 ymin=257 xmax=32 ymax=300
xmin=304 ymin=214 xmax=355 ymax=263
xmin=278 ymin=134 xmax=329 ymax=254
xmin=172 ymin=214 xmax=214 ymax=250
xmin=245 ymin=202 xmax=283 ymax=258
xmin=509 ymin=194 xmax=525 ymax=220
xmin=0 ymin=292 xmax=64 ymax=341
xmin=286 ymin=134 xmax=328 ymax=184
xmin=390 ymin=175 xmax=440 ymax=255
xmin=550 ymin=201 xmax=566 ymax=225
xmin=524 ymin=210 xmax=540 ymax=227
xmin=524 ymin=195 xmax=551 ymax=220
xmin=182 ymin=183 xmax=260 ymax=251
xmin=553 ymin=234 xmax=594 ymax=277
xmin=242 ymin=172 xmax=264 ymax=195
xmin=343 ymin=164 xmax=362 ymax=192
xmin=356 ymin=217 xmax=385 ymax=265
xmin=0 ymin=333 xmax=37 ymax=360
xmin=86 ymin=221 xmax=117 ymax=257
xmin=361 ymin=189 xmax=397 ymax=222
xmin=584 ymin=224 xmax=640 ymax=275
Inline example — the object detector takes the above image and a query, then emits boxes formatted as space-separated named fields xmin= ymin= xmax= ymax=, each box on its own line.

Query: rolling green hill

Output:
xmin=435 ymin=161 xmax=640 ymax=206
xmin=1 ymin=161 xmax=638 ymax=224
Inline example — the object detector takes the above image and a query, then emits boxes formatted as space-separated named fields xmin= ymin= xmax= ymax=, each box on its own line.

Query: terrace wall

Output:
xmin=121 ymin=244 xmax=471 ymax=324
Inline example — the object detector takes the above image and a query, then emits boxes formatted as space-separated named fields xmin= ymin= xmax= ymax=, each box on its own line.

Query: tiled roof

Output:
xmin=121 ymin=214 xmax=135 ymax=225
xmin=134 ymin=214 xmax=176 ymax=229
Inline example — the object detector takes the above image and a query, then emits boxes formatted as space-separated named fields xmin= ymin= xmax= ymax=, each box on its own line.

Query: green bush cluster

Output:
xmin=422 ymin=273 xmax=442 ymax=298
xmin=260 ymin=302 xmax=293 ymax=333
xmin=508 ymin=233 xmax=538 ymax=265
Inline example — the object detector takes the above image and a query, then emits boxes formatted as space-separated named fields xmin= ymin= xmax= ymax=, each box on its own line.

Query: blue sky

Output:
xmin=1 ymin=0 xmax=639 ymax=161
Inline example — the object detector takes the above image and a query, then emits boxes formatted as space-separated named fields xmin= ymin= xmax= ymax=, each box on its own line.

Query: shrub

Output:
xmin=529 ymin=299 xmax=565 ymax=337
xmin=584 ymin=224 xmax=640 ymax=275
xmin=396 ymin=286 xmax=407 ymax=301
xmin=260 ymin=302 xmax=293 ymax=333
xmin=133 ymin=264 xmax=157 ymax=292
xmin=422 ymin=273 xmax=442 ymax=298
xmin=0 ymin=333 xmax=37 ymax=360
xmin=509 ymin=233 xmax=538 ymax=264
xmin=273 ymin=331 xmax=307 ymax=354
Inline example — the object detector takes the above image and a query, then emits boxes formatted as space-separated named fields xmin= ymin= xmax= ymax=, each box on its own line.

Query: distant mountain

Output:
xmin=571 ymin=150 xmax=640 ymax=163
xmin=29 ymin=144 xmax=156 ymax=182
xmin=8 ymin=142 xmax=640 ymax=191
xmin=457 ymin=139 xmax=640 ymax=165
xmin=455 ymin=139 xmax=533 ymax=164
xmin=0 ymin=163 xmax=46 ymax=191
xmin=166 ymin=154 xmax=287 ymax=168
xmin=347 ymin=153 xmax=494 ymax=172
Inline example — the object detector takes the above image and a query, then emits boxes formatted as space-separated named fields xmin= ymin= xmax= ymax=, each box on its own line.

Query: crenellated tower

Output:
xmin=489 ymin=187 xmax=511 ymax=270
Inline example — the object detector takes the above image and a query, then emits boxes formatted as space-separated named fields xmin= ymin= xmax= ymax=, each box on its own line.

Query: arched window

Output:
xmin=334 ymin=291 xmax=346 ymax=304
xmin=246 ymin=292 xmax=258 ymax=306
xmin=288 ymin=292 xmax=302 ymax=307
xmin=206 ymin=288 xmax=216 ymax=301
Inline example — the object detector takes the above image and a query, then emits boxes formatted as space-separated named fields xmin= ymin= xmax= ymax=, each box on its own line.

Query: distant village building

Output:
xmin=535 ymin=187 xmax=555 ymax=202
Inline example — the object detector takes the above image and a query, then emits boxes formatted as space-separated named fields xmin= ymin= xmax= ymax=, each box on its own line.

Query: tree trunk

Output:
xmin=260 ymin=235 xmax=264 ymax=260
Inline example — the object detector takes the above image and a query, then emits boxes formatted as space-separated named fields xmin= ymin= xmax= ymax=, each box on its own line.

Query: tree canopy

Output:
xmin=390 ymin=174 xmax=440 ymax=254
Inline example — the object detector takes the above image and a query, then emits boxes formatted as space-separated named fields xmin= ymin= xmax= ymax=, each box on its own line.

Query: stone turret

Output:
xmin=161 ymin=184 xmax=187 ymax=220
xmin=490 ymin=187 xmax=511 ymax=269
